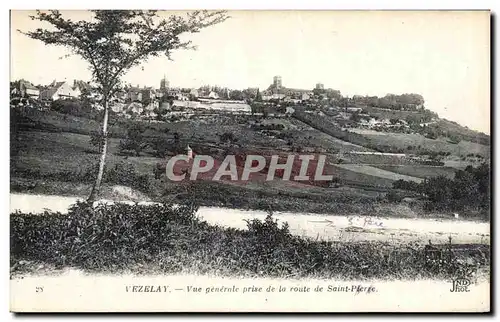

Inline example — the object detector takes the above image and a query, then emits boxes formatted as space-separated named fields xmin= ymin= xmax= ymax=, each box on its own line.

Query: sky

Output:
xmin=10 ymin=10 xmax=490 ymax=134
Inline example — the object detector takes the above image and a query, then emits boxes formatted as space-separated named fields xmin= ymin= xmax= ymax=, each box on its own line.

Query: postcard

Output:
xmin=9 ymin=10 xmax=490 ymax=312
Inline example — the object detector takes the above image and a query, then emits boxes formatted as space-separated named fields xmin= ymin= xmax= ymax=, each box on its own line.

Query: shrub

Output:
xmin=89 ymin=131 xmax=104 ymax=153
xmin=393 ymin=179 xmax=420 ymax=192
xmin=10 ymin=202 xmax=489 ymax=279
xmin=245 ymin=212 xmax=291 ymax=241
xmin=104 ymin=162 xmax=152 ymax=193
xmin=391 ymin=163 xmax=490 ymax=218
xmin=150 ymin=138 xmax=170 ymax=158
xmin=50 ymin=99 xmax=99 ymax=119
xmin=119 ymin=124 xmax=148 ymax=156
xmin=12 ymin=162 xmax=152 ymax=195
xmin=386 ymin=190 xmax=403 ymax=203
xmin=219 ymin=132 xmax=238 ymax=144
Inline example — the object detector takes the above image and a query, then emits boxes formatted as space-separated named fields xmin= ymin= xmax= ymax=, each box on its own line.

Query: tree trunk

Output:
xmin=87 ymin=99 xmax=110 ymax=203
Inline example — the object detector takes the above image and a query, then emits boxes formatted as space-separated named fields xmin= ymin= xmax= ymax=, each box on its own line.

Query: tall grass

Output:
xmin=11 ymin=202 xmax=489 ymax=280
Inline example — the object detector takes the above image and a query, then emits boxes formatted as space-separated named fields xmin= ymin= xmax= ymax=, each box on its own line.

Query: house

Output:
xmin=164 ymin=89 xmax=188 ymax=101
xmin=125 ymin=102 xmax=144 ymax=114
xmin=111 ymin=102 xmax=126 ymax=113
xmin=39 ymin=80 xmax=80 ymax=101
xmin=271 ymin=93 xmax=286 ymax=100
xmin=301 ymin=93 xmax=311 ymax=101
xmin=346 ymin=107 xmax=363 ymax=113
xmin=74 ymin=80 xmax=105 ymax=103
xmin=208 ymin=91 xmax=219 ymax=99
xmin=284 ymin=97 xmax=302 ymax=105
xmin=177 ymin=93 xmax=189 ymax=101
xmin=141 ymin=87 xmax=156 ymax=102
xmin=114 ymin=90 xmax=127 ymax=103
xmin=155 ymin=89 xmax=165 ymax=99
xmin=189 ymin=88 xmax=199 ymax=98
xmin=73 ymin=80 xmax=91 ymax=93
xmin=360 ymin=117 xmax=384 ymax=128
xmin=126 ymin=87 xmax=143 ymax=102
xmin=142 ymin=110 xmax=158 ymax=119
xmin=18 ymin=80 xmax=40 ymax=98
xmin=143 ymin=99 xmax=160 ymax=111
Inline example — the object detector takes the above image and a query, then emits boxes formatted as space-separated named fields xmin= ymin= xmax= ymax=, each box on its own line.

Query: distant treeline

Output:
xmin=351 ymin=93 xmax=425 ymax=110
xmin=393 ymin=163 xmax=490 ymax=218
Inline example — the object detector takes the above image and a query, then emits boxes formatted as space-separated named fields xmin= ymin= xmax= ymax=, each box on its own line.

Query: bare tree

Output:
xmin=21 ymin=10 xmax=229 ymax=202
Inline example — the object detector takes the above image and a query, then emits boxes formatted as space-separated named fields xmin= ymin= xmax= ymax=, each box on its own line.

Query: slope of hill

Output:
xmin=11 ymin=103 xmax=490 ymax=217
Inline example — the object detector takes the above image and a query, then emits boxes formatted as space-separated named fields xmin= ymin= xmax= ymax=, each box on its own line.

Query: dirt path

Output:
xmin=10 ymin=193 xmax=490 ymax=245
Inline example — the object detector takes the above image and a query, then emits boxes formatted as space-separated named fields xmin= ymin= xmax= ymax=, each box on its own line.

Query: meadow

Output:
xmin=375 ymin=165 xmax=457 ymax=179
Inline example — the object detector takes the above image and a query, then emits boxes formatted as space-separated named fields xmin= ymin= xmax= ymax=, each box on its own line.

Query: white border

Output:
xmin=2 ymin=0 xmax=497 ymax=320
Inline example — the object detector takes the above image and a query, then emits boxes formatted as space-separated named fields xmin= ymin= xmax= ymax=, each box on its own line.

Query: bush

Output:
xmin=12 ymin=161 xmax=152 ymax=194
xmin=11 ymin=202 xmax=199 ymax=271
xmin=393 ymin=179 xmax=420 ymax=192
xmin=50 ymin=99 xmax=99 ymax=119
xmin=10 ymin=203 xmax=489 ymax=279
xmin=386 ymin=190 xmax=403 ymax=203
xmin=219 ymin=132 xmax=238 ymax=144
xmin=89 ymin=131 xmax=104 ymax=153
xmin=150 ymin=138 xmax=170 ymax=158
xmin=391 ymin=163 xmax=490 ymax=218
xmin=119 ymin=124 xmax=148 ymax=156
xmin=104 ymin=162 xmax=152 ymax=193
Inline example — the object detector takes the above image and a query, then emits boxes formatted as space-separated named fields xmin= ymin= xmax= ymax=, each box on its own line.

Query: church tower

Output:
xmin=160 ymin=75 xmax=169 ymax=91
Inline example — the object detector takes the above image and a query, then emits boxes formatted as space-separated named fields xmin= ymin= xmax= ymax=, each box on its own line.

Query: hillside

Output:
xmin=10 ymin=104 xmax=490 ymax=218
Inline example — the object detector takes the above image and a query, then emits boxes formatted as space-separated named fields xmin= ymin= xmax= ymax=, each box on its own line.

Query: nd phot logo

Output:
xmin=450 ymin=278 xmax=471 ymax=293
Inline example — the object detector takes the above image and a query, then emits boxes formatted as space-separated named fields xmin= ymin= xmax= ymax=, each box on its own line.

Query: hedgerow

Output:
xmin=11 ymin=202 xmax=489 ymax=280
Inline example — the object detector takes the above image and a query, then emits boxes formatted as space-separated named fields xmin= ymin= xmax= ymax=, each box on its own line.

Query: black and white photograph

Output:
xmin=9 ymin=9 xmax=491 ymax=312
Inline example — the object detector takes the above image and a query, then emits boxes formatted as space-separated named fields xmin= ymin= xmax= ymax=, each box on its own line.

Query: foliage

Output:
xmin=393 ymin=179 xmax=420 ymax=192
xmin=21 ymin=10 xmax=229 ymax=201
xmin=293 ymin=109 xmax=374 ymax=149
xmin=103 ymin=162 xmax=152 ymax=193
xmin=229 ymin=89 xmax=244 ymax=101
xmin=385 ymin=190 xmax=403 ymax=203
xmin=50 ymin=99 xmax=99 ymax=119
xmin=11 ymin=202 xmax=489 ymax=279
xmin=119 ymin=124 xmax=148 ymax=156
xmin=89 ymin=130 xmax=105 ymax=152
xmin=219 ymin=132 xmax=238 ymax=144
xmin=392 ymin=163 xmax=490 ymax=218
xmin=352 ymin=93 xmax=425 ymax=110
xmin=22 ymin=10 xmax=229 ymax=99
xmin=12 ymin=161 xmax=152 ymax=194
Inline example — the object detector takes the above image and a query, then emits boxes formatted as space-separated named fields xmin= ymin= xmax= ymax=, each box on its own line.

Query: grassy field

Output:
xmin=339 ymin=152 xmax=413 ymax=166
xmin=358 ymin=132 xmax=490 ymax=157
xmin=435 ymin=119 xmax=490 ymax=146
xmin=11 ymin=106 xmax=490 ymax=217
xmin=292 ymin=108 xmax=490 ymax=158
xmin=13 ymin=130 xmax=159 ymax=175
xmin=286 ymin=118 xmax=370 ymax=152
xmin=12 ymin=129 xmax=397 ymax=215
xmin=360 ymin=106 xmax=425 ymax=120
xmin=12 ymin=130 xmax=399 ymax=191
xmin=334 ymin=164 xmax=423 ymax=183
xmin=375 ymin=165 xmax=457 ymax=179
